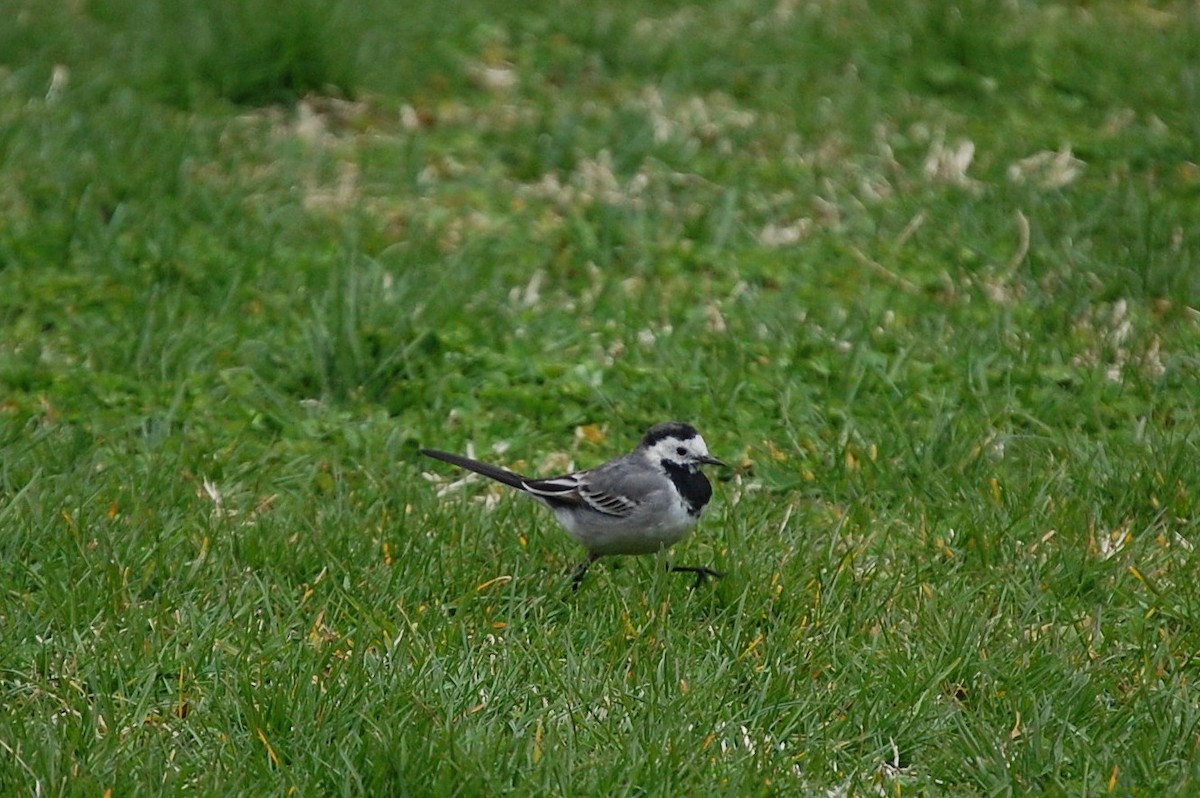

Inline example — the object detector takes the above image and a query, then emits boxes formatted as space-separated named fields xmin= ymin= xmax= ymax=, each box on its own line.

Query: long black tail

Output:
xmin=419 ymin=449 xmax=530 ymax=491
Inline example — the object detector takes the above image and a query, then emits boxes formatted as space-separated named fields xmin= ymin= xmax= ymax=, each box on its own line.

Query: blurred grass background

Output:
xmin=2 ymin=0 xmax=1199 ymax=795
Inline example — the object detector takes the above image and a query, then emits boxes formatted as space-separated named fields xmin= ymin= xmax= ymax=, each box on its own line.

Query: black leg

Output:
xmin=570 ymin=553 xmax=601 ymax=591
xmin=669 ymin=565 xmax=725 ymax=589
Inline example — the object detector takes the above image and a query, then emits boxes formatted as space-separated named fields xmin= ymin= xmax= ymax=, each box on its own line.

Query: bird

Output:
xmin=420 ymin=421 xmax=726 ymax=589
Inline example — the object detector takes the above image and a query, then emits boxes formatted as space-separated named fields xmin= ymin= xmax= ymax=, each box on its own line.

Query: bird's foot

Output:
xmin=668 ymin=565 xmax=725 ymax=589
xmin=569 ymin=554 xmax=601 ymax=591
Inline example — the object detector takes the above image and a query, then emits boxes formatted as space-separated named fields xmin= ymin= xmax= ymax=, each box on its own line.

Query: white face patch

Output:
xmin=648 ymin=434 xmax=709 ymax=468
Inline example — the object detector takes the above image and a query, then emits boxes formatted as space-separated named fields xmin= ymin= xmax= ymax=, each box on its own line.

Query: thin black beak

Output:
xmin=700 ymin=454 xmax=727 ymax=468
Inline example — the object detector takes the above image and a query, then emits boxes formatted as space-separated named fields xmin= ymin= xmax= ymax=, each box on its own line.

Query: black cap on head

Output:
xmin=641 ymin=421 xmax=699 ymax=447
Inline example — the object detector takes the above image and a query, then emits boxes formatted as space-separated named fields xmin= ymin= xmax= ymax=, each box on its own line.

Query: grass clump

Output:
xmin=2 ymin=0 xmax=1200 ymax=795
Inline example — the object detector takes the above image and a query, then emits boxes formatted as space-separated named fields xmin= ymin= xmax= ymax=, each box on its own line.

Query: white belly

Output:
xmin=551 ymin=494 xmax=700 ymax=556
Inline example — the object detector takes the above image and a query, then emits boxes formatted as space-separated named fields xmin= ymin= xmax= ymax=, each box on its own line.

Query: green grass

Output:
xmin=2 ymin=0 xmax=1200 ymax=794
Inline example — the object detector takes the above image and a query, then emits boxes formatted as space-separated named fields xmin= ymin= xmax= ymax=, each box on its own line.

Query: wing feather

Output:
xmin=579 ymin=483 xmax=637 ymax=516
xmin=523 ymin=473 xmax=636 ymax=518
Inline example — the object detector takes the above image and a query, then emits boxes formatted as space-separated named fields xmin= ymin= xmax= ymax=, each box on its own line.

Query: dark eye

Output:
xmin=676 ymin=446 xmax=687 ymax=456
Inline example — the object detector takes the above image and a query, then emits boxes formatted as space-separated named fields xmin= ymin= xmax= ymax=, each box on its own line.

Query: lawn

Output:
xmin=2 ymin=0 xmax=1199 ymax=795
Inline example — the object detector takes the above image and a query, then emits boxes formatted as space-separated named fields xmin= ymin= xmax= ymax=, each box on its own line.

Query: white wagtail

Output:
xmin=420 ymin=421 xmax=726 ymax=588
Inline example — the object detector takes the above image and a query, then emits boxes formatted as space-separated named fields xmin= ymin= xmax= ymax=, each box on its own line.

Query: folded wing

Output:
xmin=523 ymin=474 xmax=637 ymax=518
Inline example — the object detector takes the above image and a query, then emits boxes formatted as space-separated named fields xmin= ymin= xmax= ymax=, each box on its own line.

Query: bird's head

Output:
xmin=641 ymin=421 xmax=726 ymax=472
